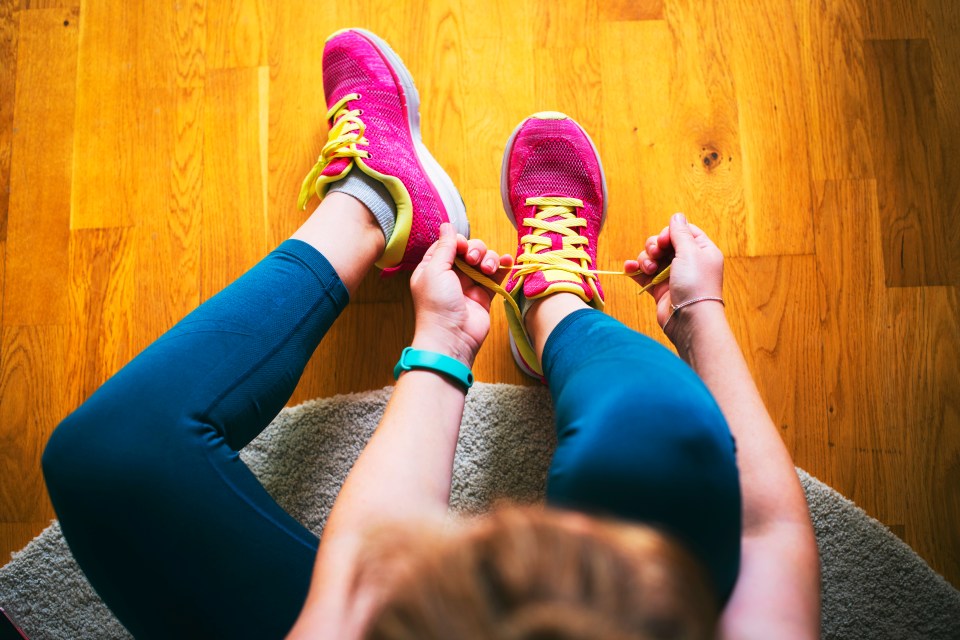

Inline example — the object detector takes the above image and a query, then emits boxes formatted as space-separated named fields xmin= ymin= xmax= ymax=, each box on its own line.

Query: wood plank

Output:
xmin=662 ymin=0 xmax=746 ymax=257
xmin=720 ymin=0 xmax=813 ymax=256
xmin=594 ymin=18 xmax=678 ymax=351
xmin=66 ymin=228 xmax=135 ymax=403
xmin=725 ymin=255 xmax=828 ymax=477
xmin=861 ymin=0 xmax=926 ymax=39
xmin=459 ymin=10 xmax=535 ymax=194
xmin=0 ymin=326 xmax=67 ymax=522
xmin=813 ymin=179 xmax=901 ymax=524
xmin=0 ymin=0 xmax=18 ymax=242
xmin=3 ymin=7 xmax=78 ymax=327
xmin=599 ymin=0 xmax=663 ymax=21
xmin=0 ymin=522 xmax=48 ymax=563
xmin=600 ymin=4 xmax=747 ymax=260
xmin=132 ymin=0 xmax=203 ymax=344
xmin=597 ymin=19 xmax=676 ymax=284
xmin=534 ymin=46 xmax=603 ymax=145
xmin=406 ymin=2 xmax=468 ymax=206
xmin=925 ymin=0 xmax=960 ymax=283
xmin=456 ymin=0 xmax=532 ymax=43
xmin=261 ymin=3 xmax=338 ymax=248
xmin=0 ymin=240 xmax=4 ymax=324
xmin=863 ymin=38 xmax=950 ymax=287
xmin=535 ymin=0 xmax=598 ymax=49
xmin=291 ymin=299 xmax=414 ymax=405
xmin=794 ymin=0 xmax=872 ymax=180
xmin=202 ymin=67 xmax=269 ymax=299
xmin=206 ymin=0 xmax=268 ymax=70
xmin=19 ymin=0 xmax=77 ymax=8
xmin=70 ymin=2 xmax=139 ymax=229
xmin=883 ymin=285 xmax=960 ymax=584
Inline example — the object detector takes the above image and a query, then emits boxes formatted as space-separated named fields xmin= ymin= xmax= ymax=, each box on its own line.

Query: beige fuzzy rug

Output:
xmin=2 ymin=382 xmax=959 ymax=639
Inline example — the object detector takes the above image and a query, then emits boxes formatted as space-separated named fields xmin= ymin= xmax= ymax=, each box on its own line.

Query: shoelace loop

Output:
xmin=298 ymin=93 xmax=371 ymax=210
xmin=512 ymin=196 xmax=596 ymax=281
xmin=506 ymin=196 xmax=672 ymax=291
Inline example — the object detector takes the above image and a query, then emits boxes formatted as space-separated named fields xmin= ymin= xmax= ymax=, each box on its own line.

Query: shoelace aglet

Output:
xmin=632 ymin=264 xmax=671 ymax=295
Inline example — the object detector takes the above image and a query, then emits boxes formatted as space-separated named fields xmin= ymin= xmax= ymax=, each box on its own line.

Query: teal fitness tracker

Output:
xmin=393 ymin=347 xmax=474 ymax=391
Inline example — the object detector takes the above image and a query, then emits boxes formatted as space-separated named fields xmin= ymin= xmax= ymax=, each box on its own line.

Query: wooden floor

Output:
xmin=1 ymin=0 xmax=958 ymax=588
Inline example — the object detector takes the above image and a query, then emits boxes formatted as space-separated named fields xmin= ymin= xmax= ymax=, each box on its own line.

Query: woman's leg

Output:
xmin=526 ymin=294 xmax=742 ymax=603
xmin=42 ymin=194 xmax=383 ymax=639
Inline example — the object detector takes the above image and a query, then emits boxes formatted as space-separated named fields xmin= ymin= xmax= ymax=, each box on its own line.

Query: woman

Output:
xmin=42 ymin=29 xmax=820 ymax=639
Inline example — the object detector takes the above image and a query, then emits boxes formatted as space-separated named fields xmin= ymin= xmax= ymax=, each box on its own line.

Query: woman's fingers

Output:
xmin=462 ymin=238 xmax=489 ymax=265
xmin=452 ymin=242 xmax=513 ymax=292
xmin=480 ymin=249 xmax=499 ymax=274
xmin=632 ymin=248 xmax=659 ymax=275
xmin=657 ymin=225 xmax=671 ymax=250
xmin=494 ymin=254 xmax=514 ymax=284
xmin=645 ymin=235 xmax=663 ymax=260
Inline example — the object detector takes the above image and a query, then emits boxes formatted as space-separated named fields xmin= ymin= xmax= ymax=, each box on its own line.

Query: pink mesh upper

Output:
xmin=503 ymin=118 xmax=606 ymax=302
xmin=321 ymin=31 xmax=450 ymax=270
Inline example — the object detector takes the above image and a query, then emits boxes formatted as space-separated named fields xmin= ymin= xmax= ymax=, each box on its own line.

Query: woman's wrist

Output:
xmin=411 ymin=327 xmax=478 ymax=368
xmin=665 ymin=300 xmax=729 ymax=363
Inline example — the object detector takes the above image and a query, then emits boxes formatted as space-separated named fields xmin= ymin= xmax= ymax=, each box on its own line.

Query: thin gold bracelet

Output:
xmin=661 ymin=296 xmax=725 ymax=331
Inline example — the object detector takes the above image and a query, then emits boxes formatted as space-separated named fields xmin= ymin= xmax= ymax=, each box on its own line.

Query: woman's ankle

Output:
xmin=290 ymin=193 xmax=385 ymax=294
xmin=524 ymin=293 xmax=591 ymax=363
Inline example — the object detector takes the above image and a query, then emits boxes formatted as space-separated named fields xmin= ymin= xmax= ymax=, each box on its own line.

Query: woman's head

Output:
xmin=358 ymin=505 xmax=717 ymax=640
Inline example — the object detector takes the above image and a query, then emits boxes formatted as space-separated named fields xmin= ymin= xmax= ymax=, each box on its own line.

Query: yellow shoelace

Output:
xmin=511 ymin=196 xmax=595 ymax=281
xmin=297 ymin=93 xmax=370 ymax=210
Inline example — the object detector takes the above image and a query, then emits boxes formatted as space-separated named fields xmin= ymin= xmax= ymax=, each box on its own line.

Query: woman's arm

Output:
xmin=629 ymin=214 xmax=820 ymax=639
xmin=673 ymin=305 xmax=820 ymax=639
xmin=288 ymin=224 xmax=510 ymax=638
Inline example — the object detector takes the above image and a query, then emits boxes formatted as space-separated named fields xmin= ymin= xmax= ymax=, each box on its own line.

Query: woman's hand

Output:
xmin=409 ymin=223 xmax=513 ymax=367
xmin=624 ymin=213 xmax=724 ymax=341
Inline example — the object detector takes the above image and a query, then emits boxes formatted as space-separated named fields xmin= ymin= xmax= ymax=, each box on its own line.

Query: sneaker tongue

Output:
xmin=540 ymin=268 xmax=580 ymax=284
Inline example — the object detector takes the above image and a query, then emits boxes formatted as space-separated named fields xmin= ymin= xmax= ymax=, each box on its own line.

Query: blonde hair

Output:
xmin=358 ymin=505 xmax=717 ymax=640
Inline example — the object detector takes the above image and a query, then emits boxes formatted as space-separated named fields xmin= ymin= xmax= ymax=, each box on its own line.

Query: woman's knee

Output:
xmin=43 ymin=404 xmax=116 ymax=501
xmin=42 ymin=395 xmax=175 ymax=512
xmin=548 ymin=384 xmax=737 ymax=515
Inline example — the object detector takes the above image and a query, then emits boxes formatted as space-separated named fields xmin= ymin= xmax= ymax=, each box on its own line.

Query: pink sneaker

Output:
xmin=298 ymin=28 xmax=469 ymax=272
xmin=501 ymin=112 xmax=607 ymax=378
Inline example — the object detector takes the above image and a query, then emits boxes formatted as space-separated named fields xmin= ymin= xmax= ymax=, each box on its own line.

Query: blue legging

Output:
xmin=42 ymin=240 xmax=740 ymax=639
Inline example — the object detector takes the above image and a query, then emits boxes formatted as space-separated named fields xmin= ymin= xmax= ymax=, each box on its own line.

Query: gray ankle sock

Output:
xmin=327 ymin=169 xmax=397 ymax=242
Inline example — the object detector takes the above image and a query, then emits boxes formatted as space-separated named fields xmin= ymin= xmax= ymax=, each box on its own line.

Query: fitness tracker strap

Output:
xmin=393 ymin=347 xmax=474 ymax=391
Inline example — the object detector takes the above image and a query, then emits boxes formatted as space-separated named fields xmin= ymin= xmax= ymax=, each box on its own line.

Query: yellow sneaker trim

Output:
xmin=326 ymin=28 xmax=354 ymax=42
xmin=532 ymin=111 xmax=569 ymax=120
xmin=541 ymin=269 xmax=580 ymax=283
xmin=454 ymin=258 xmax=542 ymax=376
xmin=355 ymin=157 xmax=412 ymax=270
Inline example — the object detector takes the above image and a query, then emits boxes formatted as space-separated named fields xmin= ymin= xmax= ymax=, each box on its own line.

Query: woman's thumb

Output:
xmin=430 ymin=223 xmax=458 ymax=269
xmin=668 ymin=213 xmax=696 ymax=252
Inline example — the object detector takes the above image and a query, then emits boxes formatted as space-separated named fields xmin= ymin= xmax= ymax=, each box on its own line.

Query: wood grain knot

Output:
xmin=700 ymin=146 xmax=722 ymax=171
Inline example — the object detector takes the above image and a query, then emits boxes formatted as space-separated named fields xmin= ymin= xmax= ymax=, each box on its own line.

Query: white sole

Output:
xmin=508 ymin=329 xmax=542 ymax=379
xmin=352 ymin=28 xmax=470 ymax=239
